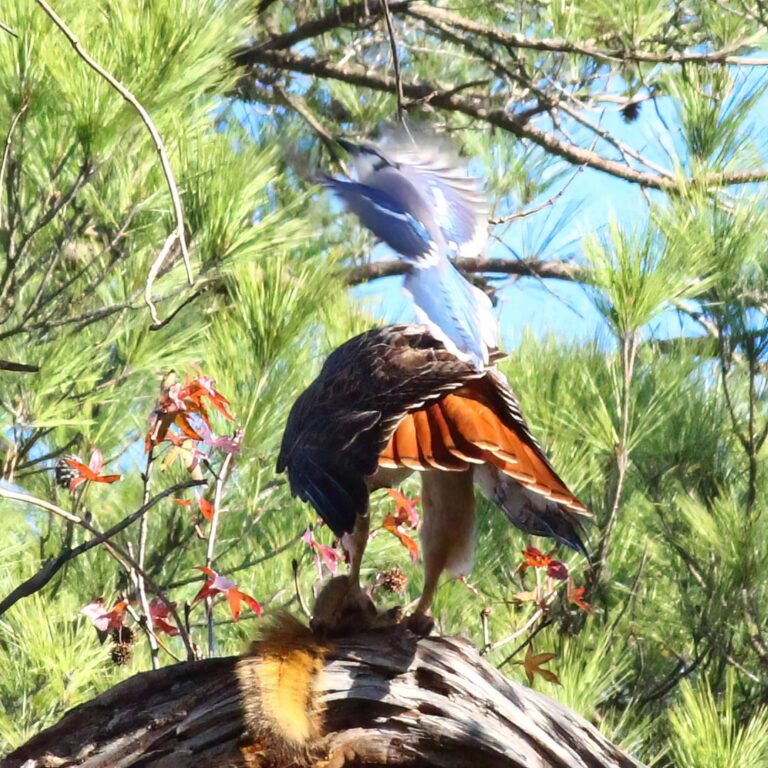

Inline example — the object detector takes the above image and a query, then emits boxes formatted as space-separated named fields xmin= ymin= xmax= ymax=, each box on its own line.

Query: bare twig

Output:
xmin=136 ymin=449 xmax=159 ymax=668
xmin=381 ymin=0 xmax=405 ymax=123
xmin=144 ymin=231 xmax=180 ymax=327
xmin=347 ymin=255 xmax=585 ymax=285
xmin=480 ymin=607 xmax=491 ymax=654
xmin=274 ymin=85 xmax=337 ymax=148
xmin=0 ymin=96 xmax=29 ymax=229
xmin=0 ymin=19 xmax=18 ymax=37
xmin=490 ymin=165 xmax=586 ymax=226
xmin=0 ymin=359 xmax=39 ymax=373
xmin=204 ymin=436 xmax=241 ymax=655
xmin=34 ymin=0 xmax=194 ymax=323
xmin=253 ymin=0 xmax=407 ymax=52
xmin=500 ymin=615 xmax=553 ymax=667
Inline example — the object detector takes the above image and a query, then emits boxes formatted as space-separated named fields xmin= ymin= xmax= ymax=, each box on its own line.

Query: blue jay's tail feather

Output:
xmin=404 ymin=258 xmax=497 ymax=368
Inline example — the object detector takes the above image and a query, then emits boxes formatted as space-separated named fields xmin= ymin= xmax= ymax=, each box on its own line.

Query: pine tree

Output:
xmin=1 ymin=1 xmax=767 ymax=764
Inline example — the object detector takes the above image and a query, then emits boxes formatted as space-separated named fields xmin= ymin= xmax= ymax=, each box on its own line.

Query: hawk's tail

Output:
xmin=475 ymin=464 xmax=590 ymax=558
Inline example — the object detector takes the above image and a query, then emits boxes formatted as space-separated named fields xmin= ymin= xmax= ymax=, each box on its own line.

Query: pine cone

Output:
xmin=620 ymin=101 xmax=641 ymax=123
xmin=54 ymin=456 xmax=80 ymax=489
xmin=379 ymin=567 xmax=408 ymax=595
xmin=111 ymin=626 xmax=136 ymax=646
xmin=110 ymin=642 xmax=133 ymax=667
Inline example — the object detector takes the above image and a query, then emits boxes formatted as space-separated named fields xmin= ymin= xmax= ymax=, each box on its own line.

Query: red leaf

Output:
xmin=302 ymin=528 xmax=342 ymax=577
xmin=240 ymin=592 xmax=263 ymax=617
xmin=192 ymin=567 xmax=261 ymax=622
xmin=92 ymin=473 xmax=121 ymax=485
xmin=520 ymin=645 xmax=560 ymax=686
xmin=520 ymin=546 xmax=556 ymax=570
xmin=567 ymin=579 xmax=593 ymax=614
xmin=80 ymin=598 xmax=127 ymax=632
xmin=386 ymin=489 xmax=420 ymax=528
xmin=65 ymin=449 xmax=121 ymax=493
xmin=198 ymin=495 xmax=214 ymax=522
xmin=149 ymin=597 xmax=180 ymax=636
xmin=547 ymin=560 xmax=569 ymax=581
xmin=227 ymin=589 xmax=242 ymax=622
xmin=88 ymin=449 xmax=104 ymax=474
xmin=383 ymin=515 xmax=420 ymax=563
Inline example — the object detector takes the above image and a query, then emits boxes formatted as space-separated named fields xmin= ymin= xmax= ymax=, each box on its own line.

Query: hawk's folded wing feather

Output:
xmin=381 ymin=372 xmax=588 ymax=515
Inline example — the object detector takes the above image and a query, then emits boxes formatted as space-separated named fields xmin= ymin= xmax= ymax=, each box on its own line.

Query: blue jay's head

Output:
xmin=336 ymin=138 xmax=395 ymax=176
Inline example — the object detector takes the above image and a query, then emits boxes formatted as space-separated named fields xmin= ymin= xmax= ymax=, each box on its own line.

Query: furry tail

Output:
xmin=475 ymin=464 xmax=590 ymax=558
xmin=238 ymin=613 xmax=327 ymax=757
xmin=404 ymin=258 xmax=497 ymax=369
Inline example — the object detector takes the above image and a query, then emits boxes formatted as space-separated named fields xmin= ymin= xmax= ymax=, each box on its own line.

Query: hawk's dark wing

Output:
xmin=276 ymin=325 xmax=483 ymax=536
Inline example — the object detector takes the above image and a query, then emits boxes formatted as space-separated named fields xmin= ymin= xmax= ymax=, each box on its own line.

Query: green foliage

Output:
xmin=1 ymin=1 xmax=767 ymax=764
xmin=669 ymin=673 xmax=768 ymax=768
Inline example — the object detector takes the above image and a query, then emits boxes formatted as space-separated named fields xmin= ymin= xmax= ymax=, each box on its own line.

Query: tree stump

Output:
xmin=4 ymin=625 xmax=645 ymax=768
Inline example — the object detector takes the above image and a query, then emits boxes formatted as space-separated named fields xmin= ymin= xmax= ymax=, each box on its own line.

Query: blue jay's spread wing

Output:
xmin=363 ymin=135 xmax=489 ymax=260
xmin=277 ymin=324 xmax=589 ymax=554
xmin=317 ymin=175 xmax=436 ymax=262
xmin=335 ymin=133 xmax=488 ymax=260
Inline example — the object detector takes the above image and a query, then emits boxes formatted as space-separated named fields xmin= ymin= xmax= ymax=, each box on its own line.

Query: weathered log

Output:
xmin=4 ymin=625 xmax=645 ymax=768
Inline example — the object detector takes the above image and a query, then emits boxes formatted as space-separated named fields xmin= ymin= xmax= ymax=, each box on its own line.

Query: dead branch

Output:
xmin=4 ymin=626 xmax=645 ymax=768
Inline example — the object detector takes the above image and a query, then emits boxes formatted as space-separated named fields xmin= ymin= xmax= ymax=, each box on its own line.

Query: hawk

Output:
xmin=277 ymin=324 xmax=589 ymax=633
xmin=318 ymin=132 xmax=496 ymax=368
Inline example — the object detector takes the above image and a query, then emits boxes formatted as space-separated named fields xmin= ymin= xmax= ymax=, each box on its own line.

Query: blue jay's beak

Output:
xmin=336 ymin=137 xmax=361 ymax=155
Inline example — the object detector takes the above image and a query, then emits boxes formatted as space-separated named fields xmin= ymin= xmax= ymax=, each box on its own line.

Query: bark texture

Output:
xmin=4 ymin=627 xmax=645 ymax=768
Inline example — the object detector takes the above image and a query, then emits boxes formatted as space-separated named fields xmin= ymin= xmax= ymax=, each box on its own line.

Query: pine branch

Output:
xmin=346 ymin=256 xmax=586 ymax=285
xmin=407 ymin=4 xmax=768 ymax=66
xmin=235 ymin=47 xmax=768 ymax=190
xmin=34 ymin=0 xmax=194 ymax=323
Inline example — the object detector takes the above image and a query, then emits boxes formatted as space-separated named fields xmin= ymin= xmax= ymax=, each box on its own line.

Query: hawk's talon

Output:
xmin=404 ymin=612 xmax=435 ymax=637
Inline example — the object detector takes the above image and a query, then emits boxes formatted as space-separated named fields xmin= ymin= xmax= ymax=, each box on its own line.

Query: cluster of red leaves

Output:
xmin=520 ymin=546 xmax=568 ymax=580
xmin=518 ymin=545 xmax=592 ymax=614
xmin=64 ymin=449 xmax=121 ymax=493
xmin=303 ymin=528 xmax=343 ymax=578
xmin=146 ymin=372 xmax=236 ymax=454
xmin=382 ymin=489 xmax=420 ymax=563
xmin=194 ymin=567 xmax=262 ymax=622
xmin=80 ymin=597 xmax=180 ymax=637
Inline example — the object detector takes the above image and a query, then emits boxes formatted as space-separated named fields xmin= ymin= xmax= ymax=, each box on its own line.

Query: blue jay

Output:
xmin=318 ymin=132 xmax=497 ymax=369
